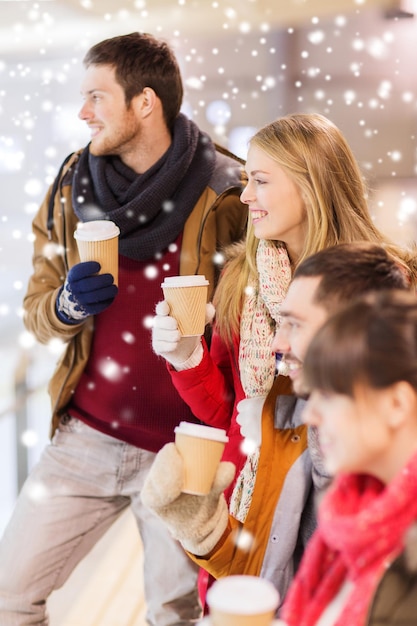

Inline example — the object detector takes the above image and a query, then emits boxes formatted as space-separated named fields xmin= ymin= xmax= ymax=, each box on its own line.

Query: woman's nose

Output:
xmin=272 ymin=327 xmax=290 ymax=354
xmin=302 ymin=394 xmax=322 ymax=426
xmin=240 ymin=180 xmax=254 ymax=204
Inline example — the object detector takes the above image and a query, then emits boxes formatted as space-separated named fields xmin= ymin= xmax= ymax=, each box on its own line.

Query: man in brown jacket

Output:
xmin=0 ymin=32 xmax=246 ymax=626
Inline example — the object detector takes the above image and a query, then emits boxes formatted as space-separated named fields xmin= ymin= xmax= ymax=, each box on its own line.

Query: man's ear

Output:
xmin=134 ymin=87 xmax=157 ymax=118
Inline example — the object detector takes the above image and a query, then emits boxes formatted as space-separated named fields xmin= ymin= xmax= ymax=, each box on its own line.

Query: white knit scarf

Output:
xmin=230 ymin=239 xmax=292 ymax=521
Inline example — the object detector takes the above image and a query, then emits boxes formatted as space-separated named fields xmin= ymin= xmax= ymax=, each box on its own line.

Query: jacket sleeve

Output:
xmin=186 ymin=516 xmax=247 ymax=579
xmin=168 ymin=330 xmax=236 ymax=431
xmin=23 ymin=184 xmax=87 ymax=345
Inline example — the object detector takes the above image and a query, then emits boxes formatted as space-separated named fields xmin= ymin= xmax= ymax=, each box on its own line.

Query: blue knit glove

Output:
xmin=56 ymin=261 xmax=118 ymax=324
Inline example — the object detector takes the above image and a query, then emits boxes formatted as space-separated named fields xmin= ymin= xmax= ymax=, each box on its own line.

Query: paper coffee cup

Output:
xmin=74 ymin=220 xmax=120 ymax=285
xmin=161 ymin=275 xmax=209 ymax=336
xmin=174 ymin=422 xmax=229 ymax=495
xmin=207 ymin=576 xmax=280 ymax=626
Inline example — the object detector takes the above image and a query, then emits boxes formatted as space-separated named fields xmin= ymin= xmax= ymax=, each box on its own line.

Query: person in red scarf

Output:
xmin=281 ymin=289 xmax=417 ymax=626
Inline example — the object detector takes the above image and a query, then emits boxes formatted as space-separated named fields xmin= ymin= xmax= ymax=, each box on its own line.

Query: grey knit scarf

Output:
xmin=72 ymin=114 xmax=216 ymax=261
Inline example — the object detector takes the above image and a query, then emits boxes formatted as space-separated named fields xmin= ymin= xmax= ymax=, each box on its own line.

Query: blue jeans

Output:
xmin=0 ymin=417 xmax=201 ymax=625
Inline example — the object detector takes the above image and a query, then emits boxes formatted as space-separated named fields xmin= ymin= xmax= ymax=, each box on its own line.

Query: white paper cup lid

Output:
xmin=161 ymin=275 xmax=209 ymax=288
xmin=174 ymin=421 xmax=228 ymax=443
xmin=74 ymin=220 xmax=120 ymax=242
xmin=207 ymin=576 xmax=280 ymax=614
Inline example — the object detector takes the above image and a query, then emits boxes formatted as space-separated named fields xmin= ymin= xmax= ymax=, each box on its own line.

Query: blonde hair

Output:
xmin=215 ymin=113 xmax=417 ymax=344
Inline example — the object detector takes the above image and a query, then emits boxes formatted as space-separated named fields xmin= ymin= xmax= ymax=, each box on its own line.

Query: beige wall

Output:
xmin=1 ymin=0 xmax=416 ymax=343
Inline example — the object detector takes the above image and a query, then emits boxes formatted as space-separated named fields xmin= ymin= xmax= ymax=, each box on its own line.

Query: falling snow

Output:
xmin=1 ymin=0 xmax=417 ymax=534
xmin=0 ymin=3 xmax=416 ymax=331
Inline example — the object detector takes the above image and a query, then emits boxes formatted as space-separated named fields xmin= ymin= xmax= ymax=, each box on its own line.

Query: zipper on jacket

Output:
xmin=47 ymin=152 xmax=75 ymax=240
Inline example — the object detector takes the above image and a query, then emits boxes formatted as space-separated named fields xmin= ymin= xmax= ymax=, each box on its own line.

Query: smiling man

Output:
xmin=272 ymin=241 xmax=411 ymax=396
xmin=273 ymin=275 xmax=327 ymax=395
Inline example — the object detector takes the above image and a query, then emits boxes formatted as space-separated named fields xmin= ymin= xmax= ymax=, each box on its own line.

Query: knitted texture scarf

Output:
xmin=281 ymin=449 xmax=417 ymax=626
xmin=229 ymin=240 xmax=292 ymax=521
xmin=71 ymin=114 xmax=216 ymax=261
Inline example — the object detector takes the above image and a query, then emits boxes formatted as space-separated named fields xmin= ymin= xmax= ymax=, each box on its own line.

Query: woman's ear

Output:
xmin=387 ymin=381 xmax=416 ymax=429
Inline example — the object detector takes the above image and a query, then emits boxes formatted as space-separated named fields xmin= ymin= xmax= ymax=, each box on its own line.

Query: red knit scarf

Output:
xmin=281 ymin=449 xmax=417 ymax=626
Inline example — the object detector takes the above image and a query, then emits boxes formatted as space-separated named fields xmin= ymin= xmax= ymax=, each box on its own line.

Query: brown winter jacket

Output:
xmin=23 ymin=149 xmax=247 ymax=438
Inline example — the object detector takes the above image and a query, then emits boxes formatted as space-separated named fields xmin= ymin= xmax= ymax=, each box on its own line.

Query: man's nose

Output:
xmin=78 ymin=101 xmax=91 ymax=120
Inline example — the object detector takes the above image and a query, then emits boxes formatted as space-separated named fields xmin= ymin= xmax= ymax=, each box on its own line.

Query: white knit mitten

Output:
xmin=152 ymin=300 xmax=203 ymax=370
xmin=141 ymin=442 xmax=235 ymax=555
xmin=152 ymin=300 xmax=215 ymax=371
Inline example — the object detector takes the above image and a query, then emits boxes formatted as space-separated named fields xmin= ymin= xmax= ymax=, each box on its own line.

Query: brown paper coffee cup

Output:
xmin=209 ymin=609 xmax=273 ymax=626
xmin=161 ymin=275 xmax=209 ymax=336
xmin=174 ymin=422 xmax=229 ymax=495
xmin=207 ymin=576 xmax=279 ymax=626
xmin=74 ymin=220 xmax=120 ymax=285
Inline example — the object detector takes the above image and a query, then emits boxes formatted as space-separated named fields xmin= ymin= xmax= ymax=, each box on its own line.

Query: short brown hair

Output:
xmin=293 ymin=242 xmax=410 ymax=314
xmin=83 ymin=32 xmax=183 ymax=130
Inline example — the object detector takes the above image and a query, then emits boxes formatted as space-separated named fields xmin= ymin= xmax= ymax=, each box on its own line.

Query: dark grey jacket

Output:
xmin=366 ymin=524 xmax=417 ymax=625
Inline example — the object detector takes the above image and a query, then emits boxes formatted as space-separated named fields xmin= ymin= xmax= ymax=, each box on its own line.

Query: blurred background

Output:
xmin=1 ymin=0 xmax=417 ymax=622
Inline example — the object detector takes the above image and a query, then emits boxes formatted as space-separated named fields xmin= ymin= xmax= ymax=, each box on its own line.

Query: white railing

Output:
xmin=0 ymin=346 xmax=52 ymax=535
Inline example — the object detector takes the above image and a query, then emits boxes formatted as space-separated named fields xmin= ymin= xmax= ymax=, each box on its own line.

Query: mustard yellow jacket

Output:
xmin=191 ymin=375 xmax=318 ymax=608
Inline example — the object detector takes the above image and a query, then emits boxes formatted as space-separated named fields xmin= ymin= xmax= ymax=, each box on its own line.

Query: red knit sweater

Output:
xmin=69 ymin=245 xmax=200 ymax=452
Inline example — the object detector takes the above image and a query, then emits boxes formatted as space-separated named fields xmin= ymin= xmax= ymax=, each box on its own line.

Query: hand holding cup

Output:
xmin=141 ymin=440 xmax=235 ymax=556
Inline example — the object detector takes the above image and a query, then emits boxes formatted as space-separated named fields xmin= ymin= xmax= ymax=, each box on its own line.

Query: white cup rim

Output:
xmin=74 ymin=220 xmax=120 ymax=242
xmin=161 ymin=275 xmax=209 ymax=288
xmin=206 ymin=575 xmax=280 ymax=614
xmin=174 ymin=421 xmax=228 ymax=443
